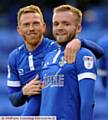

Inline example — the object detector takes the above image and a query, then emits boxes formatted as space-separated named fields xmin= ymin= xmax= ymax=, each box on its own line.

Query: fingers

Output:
xmin=29 ymin=84 xmax=42 ymax=95
xmin=64 ymin=48 xmax=76 ymax=64
xmin=22 ymin=74 xmax=42 ymax=96
xmin=22 ymin=83 xmax=42 ymax=96
xmin=30 ymin=74 xmax=40 ymax=84
xmin=34 ymin=74 xmax=39 ymax=80
xmin=64 ymin=39 xmax=81 ymax=64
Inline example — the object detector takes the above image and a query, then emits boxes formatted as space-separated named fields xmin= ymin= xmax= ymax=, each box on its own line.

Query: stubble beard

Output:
xmin=24 ymin=34 xmax=42 ymax=47
xmin=55 ymin=33 xmax=76 ymax=45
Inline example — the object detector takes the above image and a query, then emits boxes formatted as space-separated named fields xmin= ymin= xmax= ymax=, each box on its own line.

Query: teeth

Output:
xmin=57 ymin=33 xmax=65 ymax=35
xmin=57 ymin=34 xmax=63 ymax=36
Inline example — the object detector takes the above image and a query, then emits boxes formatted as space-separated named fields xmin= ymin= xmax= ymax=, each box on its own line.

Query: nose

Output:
xmin=58 ymin=23 xmax=62 ymax=28
xmin=29 ymin=24 xmax=34 ymax=30
xmin=57 ymin=23 xmax=64 ymax=30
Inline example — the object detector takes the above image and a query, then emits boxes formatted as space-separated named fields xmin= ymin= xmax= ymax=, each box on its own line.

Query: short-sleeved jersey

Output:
xmin=7 ymin=37 xmax=57 ymax=87
xmin=40 ymin=45 xmax=97 ymax=120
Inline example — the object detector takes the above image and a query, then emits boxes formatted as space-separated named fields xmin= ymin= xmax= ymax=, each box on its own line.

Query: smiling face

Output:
xmin=18 ymin=12 xmax=46 ymax=50
xmin=53 ymin=11 xmax=81 ymax=44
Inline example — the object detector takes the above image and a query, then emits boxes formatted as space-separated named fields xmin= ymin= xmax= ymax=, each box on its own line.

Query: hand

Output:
xmin=64 ymin=38 xmax=81 ymax=64
xmin=22 ymin=75 xmax=42 ymax=96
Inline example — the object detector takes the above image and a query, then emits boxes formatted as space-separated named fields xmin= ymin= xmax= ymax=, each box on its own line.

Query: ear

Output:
xmin=42 ymin=22 xmax=46 ymax=33
xmin=17 ymin=26 xmax=22 ymax=35
xmin=76 ymin=24 xmax=82 ymax=34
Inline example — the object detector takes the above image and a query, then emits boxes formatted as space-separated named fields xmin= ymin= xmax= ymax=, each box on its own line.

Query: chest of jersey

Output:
xmin=40 ymin=49 xmax=80 ymax=119
xmin=17 ymin=52 xmax=45 ymax=85
xmin=41 ymin=49 xmax=78 ymax=88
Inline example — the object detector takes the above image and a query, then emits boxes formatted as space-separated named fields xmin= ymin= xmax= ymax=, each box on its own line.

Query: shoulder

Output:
xmin=44 ymin=37 xmax=57 ymax=46
xmin=44 ymin=49 xmax=57 ymax=60
xmin=43 ymin=37 xmax=58 ymax=51
xmin=8 ymin=44 xmax=25 ymax=60
xmin=77 ymin=48 xmax=95 ymax=58
xmin=75 ymin=48 xmax=97 ymax=75
xmin=75 ymin=48 xmax=96 ymax=67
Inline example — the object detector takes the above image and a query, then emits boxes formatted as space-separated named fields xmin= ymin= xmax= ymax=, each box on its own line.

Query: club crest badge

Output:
xmin=59 ymin=56 xmax=66 ymax=67
xmin=83 ymin=56 xmax=94 ymax=69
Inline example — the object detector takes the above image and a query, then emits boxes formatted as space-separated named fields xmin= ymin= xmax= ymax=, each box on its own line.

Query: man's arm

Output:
xmin=64 ymin=38 xmax=104 ymax=63
xmin=7 ymin=51 xmax=42 ymax=108
xmin=76 ymin=48 xmax=97 ymax=120
xmin=81 ymin=38 xmax=104 ymax=59
xmin=7 ymin=54 xmax=27 ymax=107
xmin=21 ymin=75 xmax=42 ymax=116
xmin=8 ymin=87 xmax=27 ymax=107
xmin=79 ymin=78 xmax=95 ymax=120
xmin=8 ymin=75 xmax=41 ymax=107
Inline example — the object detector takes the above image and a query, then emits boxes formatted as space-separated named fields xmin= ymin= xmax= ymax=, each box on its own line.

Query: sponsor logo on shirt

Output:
xmin=18 ymin=69 xmax=24 ymax=75
xmin=42 ymin=74 xmax=64 ymax=88
xmin=83 ymin=56 xmax=94 ymax=69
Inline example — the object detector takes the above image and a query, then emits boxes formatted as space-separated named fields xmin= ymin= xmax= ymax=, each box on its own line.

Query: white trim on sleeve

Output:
xmin=78 ymin=72 xmax=96 ymax=81
xmin=7 ymin=80 xmax=21 ymax=87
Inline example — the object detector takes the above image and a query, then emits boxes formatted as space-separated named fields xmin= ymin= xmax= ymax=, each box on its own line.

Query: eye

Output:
xmin=23 ymin=23 xmax=30 ymax=28
xmin=53 ymin=22 xmax=59 ymax=26
xmin=63 ymin=21 xmax=70 ymax=26
xmin=33 ymin=21 xmax=40 ymax=26
xmin=65 ymin=23 xmax=70 ymax=26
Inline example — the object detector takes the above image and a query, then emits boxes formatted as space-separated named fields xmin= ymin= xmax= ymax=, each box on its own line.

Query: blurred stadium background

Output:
xmin=0 ymin=0 xmax=108 ymax=119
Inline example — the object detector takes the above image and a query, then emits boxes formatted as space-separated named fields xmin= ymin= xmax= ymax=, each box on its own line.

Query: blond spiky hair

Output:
xmin=17 ymin=5 xmax=44 ymax=26
xmin=53 ymin=4 xmax=82 ymax=25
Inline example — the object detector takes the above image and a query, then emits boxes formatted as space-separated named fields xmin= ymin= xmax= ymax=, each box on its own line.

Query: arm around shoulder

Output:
xmin=80 ymin=38 xmax=104 ymax=59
